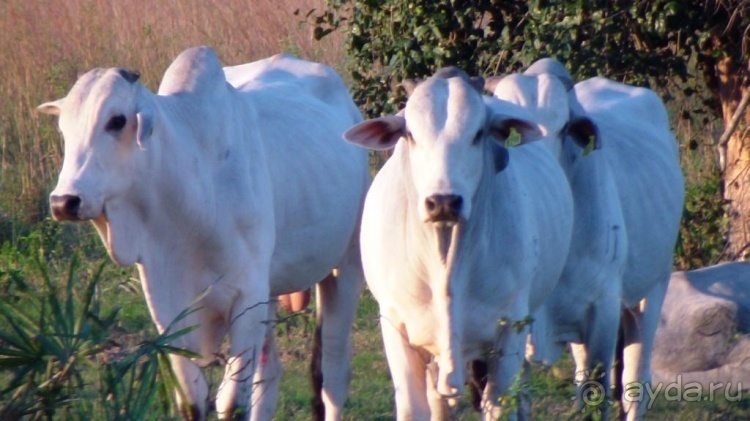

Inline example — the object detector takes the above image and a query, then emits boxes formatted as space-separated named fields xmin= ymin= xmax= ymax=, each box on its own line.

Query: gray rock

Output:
xmin=652 ymin=262 xmax=750 ymax=391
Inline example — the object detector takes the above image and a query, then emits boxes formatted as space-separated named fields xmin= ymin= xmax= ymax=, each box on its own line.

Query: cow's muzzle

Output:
xmin=425 ymin=194 xmax=463 ymax=223
xmin=50 ymin=194 xmax=82 ymax=221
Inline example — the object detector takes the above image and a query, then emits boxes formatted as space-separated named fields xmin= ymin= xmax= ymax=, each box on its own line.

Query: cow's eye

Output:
xmin=405 ymin=131 xmax=414 ymax=143
xmin=105 ymin=114 xmax=127 ymax=132
xmin=473 ymin=130 xmax=484 ymax=145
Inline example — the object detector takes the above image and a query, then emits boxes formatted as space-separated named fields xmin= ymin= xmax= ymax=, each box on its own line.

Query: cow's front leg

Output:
xmin=216 ymin=277 xmax=271 ymax=420
xmin=425 ymin=360 xmax=452 ymax=420
xmin=621 ymin=279 xmax=668 ymax=421
xmin=483 ymin=321 xmax=528 ymax=421
xmin=573 ymin=297 xmax=621 ymax=419
xmin=380 ymin=314 xmax=431 ymax=420
xmin=170 ymin=354 xmax=209 ymax=420
xmin=146 ymin=280 xmax=218 ymax=421
xmin=250 ymin=301 xmax=282 ymax=420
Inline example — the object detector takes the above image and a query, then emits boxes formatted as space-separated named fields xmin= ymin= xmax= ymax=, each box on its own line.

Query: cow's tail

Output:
xmin=612 ymin=322 xmax=625 ymax=407
xmin=311 ymin=291 xmax=325 ymax=421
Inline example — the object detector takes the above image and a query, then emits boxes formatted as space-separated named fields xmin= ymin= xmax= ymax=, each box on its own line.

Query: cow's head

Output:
xmin=487 ymin=58 xmax=600 ymax=156
xmin=39 ymin=68 xmax=155 ymax=265
xmin=39 ymin=68 xmax=153 ymax=222
xmin=344 ymin=67 xmax=544 ymax=225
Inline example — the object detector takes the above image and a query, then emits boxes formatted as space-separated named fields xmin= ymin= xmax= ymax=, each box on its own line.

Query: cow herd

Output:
xmin=38 ymin=46 xmax=693 ymax=420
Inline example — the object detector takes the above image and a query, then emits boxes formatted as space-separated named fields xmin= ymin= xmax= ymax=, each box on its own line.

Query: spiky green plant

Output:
xmin=0 ymin=254 xmax=113 ymax=419
xmin=0 ymin=252 xmax=199 ymax=420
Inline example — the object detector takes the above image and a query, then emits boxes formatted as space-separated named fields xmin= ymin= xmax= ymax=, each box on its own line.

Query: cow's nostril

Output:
xmin=425 ymin=194 xmax=463 ymax=222
xmin=448 ymin=196 xmax=463 ymax=215
xmin=64 ymin=196 xmax=81 ymax=215
xmin=50 ymin=194 xmax=82 ymax=221
xmin=425 ymin=197 xmax=438 ymax=213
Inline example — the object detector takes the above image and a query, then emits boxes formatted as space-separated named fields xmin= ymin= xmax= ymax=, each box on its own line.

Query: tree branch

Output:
xmin=719 ymin=85 xmax=750 ymax=148
xmin=717 ymin=60 xmax=750 ymax=171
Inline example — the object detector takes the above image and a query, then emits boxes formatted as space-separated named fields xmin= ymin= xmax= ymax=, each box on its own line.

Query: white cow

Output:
xmin=343 ymin=67 xmax=573 ymax=419
xmin=488 ymin=59 xmax=685 ymax=419
xmin=39 ymin=46 xmax=369 ymax=420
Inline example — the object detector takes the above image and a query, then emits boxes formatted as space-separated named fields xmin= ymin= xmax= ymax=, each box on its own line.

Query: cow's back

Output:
xmin=225 ymin=57 xmax=369 ymax=294
xmin=225 ymin=54 xmax=362 ymax=125
xmin=572 ymin=78 xmax=684 ymax=304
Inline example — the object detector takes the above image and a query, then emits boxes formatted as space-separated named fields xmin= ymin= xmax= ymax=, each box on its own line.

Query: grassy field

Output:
xmin=0 ymin=0 xmax=745 ymax=419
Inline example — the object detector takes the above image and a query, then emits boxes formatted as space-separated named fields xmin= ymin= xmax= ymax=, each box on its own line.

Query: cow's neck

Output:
xmin=120 ymin=91 xmax=238 ymax=263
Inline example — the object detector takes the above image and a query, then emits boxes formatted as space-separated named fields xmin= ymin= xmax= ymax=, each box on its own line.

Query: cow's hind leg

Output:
xmin=620 ymin=279 xmax=668 ymax=421
xmin=311 ymin=316 xmax=325 ymax=421
xmin=315 ymin=243 xmax=365 ymax=420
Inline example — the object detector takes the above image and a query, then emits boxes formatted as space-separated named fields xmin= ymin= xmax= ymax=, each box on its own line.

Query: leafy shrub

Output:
xmin=312 ymin=0 xmax=704 ymax=119
xmin=313 ymin=0 xmax=531 ymax=117
xmin=675 ymin=172 xmax=728 ymax=270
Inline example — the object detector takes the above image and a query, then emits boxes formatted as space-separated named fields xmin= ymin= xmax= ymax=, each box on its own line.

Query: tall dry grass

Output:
xmin=0 ymin=0 xmax=342 ymax=231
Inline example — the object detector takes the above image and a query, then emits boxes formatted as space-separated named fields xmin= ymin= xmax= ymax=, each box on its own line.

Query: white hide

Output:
xmin=491 ymin=64 xmax=685 ymax=420
xmin=41 ymin=47 xmax=368 ymax=420
xmin=344 ymin=70 xmax=573 ymax=419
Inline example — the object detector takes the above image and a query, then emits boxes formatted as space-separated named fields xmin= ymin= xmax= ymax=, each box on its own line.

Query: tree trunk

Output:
xmin=717 ymin=55 xmax=750 ymax=259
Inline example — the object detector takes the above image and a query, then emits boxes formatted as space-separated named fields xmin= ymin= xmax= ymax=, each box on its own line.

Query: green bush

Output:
xmin=313 ymin=1 xmax=699 ymax=119
xmin=313 ymin=0 xmax=533 ymax=117
xmin=675 ymin=172 xmax=728 ymax=270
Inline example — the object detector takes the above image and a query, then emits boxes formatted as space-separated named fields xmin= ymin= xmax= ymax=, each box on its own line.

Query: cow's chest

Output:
xmin=382 ymin=280 xmax=516 ymax=358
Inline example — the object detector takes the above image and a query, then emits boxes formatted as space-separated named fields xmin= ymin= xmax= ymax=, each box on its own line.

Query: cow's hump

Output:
xmin=158 ymin=46 xmax=226 ymax=97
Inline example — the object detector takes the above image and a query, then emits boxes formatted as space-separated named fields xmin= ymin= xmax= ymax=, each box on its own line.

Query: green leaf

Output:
xmin=583 ymin=135 xmax=596 ymax=156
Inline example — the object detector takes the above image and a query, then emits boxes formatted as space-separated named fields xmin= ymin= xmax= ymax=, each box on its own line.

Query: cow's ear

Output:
xmin=136 ymin=111 xmax=154 ymax=150
xmin=469 ymin=76 xmax=485 ymax=94
xmin=565 ymin=116 xmax=600 ymax=150
xmin=401 ymin=80 xmax=419 ymax=96
xmin=488 ymin=113 xmax=545 ymax=145
xmin=37 ymin=99 xmax=63 ymax=116
xmin=343 ymin=115 xmax=406 ymax=150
